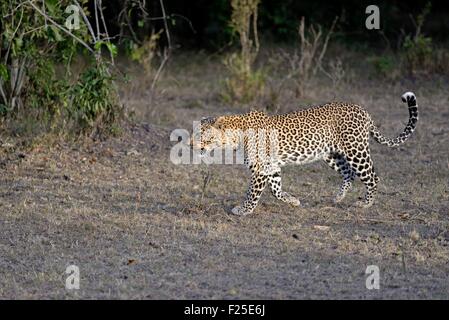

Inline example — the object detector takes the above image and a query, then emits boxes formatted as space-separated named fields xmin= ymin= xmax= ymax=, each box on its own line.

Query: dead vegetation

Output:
xmin=223 ymin=0 xmax=263 ymax=103
xmin=280 ymin=16 xmax=338 ymax=98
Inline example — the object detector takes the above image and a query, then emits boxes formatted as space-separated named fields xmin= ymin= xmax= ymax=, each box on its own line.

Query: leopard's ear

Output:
xmin=212 ymin=116 xmax=225 ymax=129
xmin=200 ymin=116 xmax=216 ymax=125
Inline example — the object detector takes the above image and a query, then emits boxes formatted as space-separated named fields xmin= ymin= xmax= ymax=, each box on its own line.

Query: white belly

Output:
xmin=278 ymin=148 xmax=329 ymax=166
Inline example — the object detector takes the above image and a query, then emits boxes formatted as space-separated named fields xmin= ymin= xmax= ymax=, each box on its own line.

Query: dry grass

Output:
xmin=0 ymin=49 xmax=448 ymax=299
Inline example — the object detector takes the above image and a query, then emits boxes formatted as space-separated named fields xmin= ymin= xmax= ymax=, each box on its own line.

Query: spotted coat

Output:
xmin=193 ymin=92 xmax=418 ymax=216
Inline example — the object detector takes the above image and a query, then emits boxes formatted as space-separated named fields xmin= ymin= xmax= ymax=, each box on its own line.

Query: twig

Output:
xmin=313 ymin=16 xmax=338 ymax=76
xmin=14 ymin=58 xmax=27 ymax=98
xmin=137 ymin=0 xmax=149 ymax=17
xmin=9 ymin=59 xmax=18 ymax=101
xmin=159 ymin=0 xmax=171 ymax=51
xmin=0 ymin=80 xmax=8 ymax=105
xmin=22 ymin=25 xmax=47 ymax=36
xmin=149 ymin=0 xmax=172 ymax=101
xmin=94 ymin=0 xmax=100 ymax=38
xmin=170 ymin=14 xmax=197 ymax=34
xmin=2 ymin=1 xmax=26 ymax=19
xmin=98 ymin=0 xmax=114 ymax=64
xmin=3 ymin=7 xmax=24 ymax=65
xmin=119 ymin=3 xmax=141 ymax=44
xmin=26 ymin=0 xmax=95 ymax=54
xmin=73 ymin=0 xmax=97 ymax=42
xmin=42 ymin=0 xmax=47 ymax=29
xmin=253 ymin=4 xmax=259 ymax=54
xmin=379 ymin=30 xmax=391 ymax=51
xmin=200 ymin=168 xmax=212 ymax=203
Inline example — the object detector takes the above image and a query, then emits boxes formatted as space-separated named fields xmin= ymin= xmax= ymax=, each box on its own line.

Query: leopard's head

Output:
xmin=190 ymin=116 xmax=241 ymax=155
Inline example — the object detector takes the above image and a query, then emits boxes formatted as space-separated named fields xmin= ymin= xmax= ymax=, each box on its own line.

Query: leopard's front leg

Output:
xmin=231 ymin=173 xmax=267 ymax=216
xmin=268 ymin=172 xmax=301 ymax=206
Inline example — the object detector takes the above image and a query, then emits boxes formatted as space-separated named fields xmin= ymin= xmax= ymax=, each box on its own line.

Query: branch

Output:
xmin=170 ymin=14 xmax=196 ymax=34
xmin=2 ymin=2 xmax=26 ymax=19
xmin=14 ymin=58 xmax=27 ymax=98
xmin=94 ymin=0 xmax=100 ymax=37
xmin=73 ymin=0 xmax=97 ymax=42
xmin=3 ymin=7 xmax=24 ymax=65
xmin=98 ymin=0 xmax=114 ymax=64
xmin=26 ymin=0 xmax=95 ymax=54
xmin=313 ymin=16 xmax=338 ymax=76
xmin=0 ymin=80 xmax=8 ymax=105
xmin=252 ymin=5 xmax=259 ymax=54
xmin=159 ymin=0 xmax=172 ymax=52
xmin=150 ymin=47 xmax=168 ymax=94
xmin=119 ymin=3 xmax=141 ymax=44
xmin=149 ymin=0 xmax=172 ymax=103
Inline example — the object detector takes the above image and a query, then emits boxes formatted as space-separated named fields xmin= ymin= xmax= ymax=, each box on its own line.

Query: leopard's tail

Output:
xmin=370 ymin=92 xmax=418 ymax=147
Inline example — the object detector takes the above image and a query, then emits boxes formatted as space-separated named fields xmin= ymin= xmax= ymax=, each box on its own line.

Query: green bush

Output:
xmin=370 ymin=55 xmax=398 ymax=78
xmin=403 ymin=34 xmax=433 ymax=74
xmin=67 ymin=63 xmax=123 ymax=136
xmin=0 ymin=0 xmax=78 ymax=118
xmin=401 ymin=2 xmax=433 ymax=74
xmin=0 ymin=0 xmax=122 ymax=138
xmin=222 ymin=52 xmax=266 ymax=104
xmin=222 ymin=0 xmax=264 ymax=104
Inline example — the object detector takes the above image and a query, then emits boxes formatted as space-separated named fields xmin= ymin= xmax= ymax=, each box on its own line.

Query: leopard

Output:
xmin=190 ymin=92 xmax=418 ymax=216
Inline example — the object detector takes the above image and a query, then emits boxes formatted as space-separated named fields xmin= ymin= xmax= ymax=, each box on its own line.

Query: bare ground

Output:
xmin=0 ymin=52 xmax=448 ymax=299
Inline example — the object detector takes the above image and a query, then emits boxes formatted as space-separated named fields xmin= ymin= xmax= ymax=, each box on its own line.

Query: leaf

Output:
xmin=45 ymin=0 xmax=58 ymax=15
xmin=127 ymin=259 xmax=136 ymax=265
xmin=106 ymin=42 xmax=118 ymax=58
xmin=94 ymin=41 xmax=118 ymax=58
xmin=15 ymin=36 xmax=23 ymax=49
xmin=409 ymin=230 xmax=420 ymax=242
xmin=0 ymin=64 xmax=9 ymax=81
xmin=94 ymin=40 xmax=104 ymax=52
xmin=50 ymin=25 xmax=63 ymax=42
xmin=313 ymin=225 xmax=330 ymax=231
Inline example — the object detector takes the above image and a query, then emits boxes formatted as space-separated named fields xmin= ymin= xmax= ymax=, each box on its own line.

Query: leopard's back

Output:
xmin=268 ymin=103 xmax=372 ymax=165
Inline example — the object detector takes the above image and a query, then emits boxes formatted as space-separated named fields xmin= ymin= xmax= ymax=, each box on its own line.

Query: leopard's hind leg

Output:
xmin=346 ymin=147 xmax=379 ymax=208
xmin=324 ymin=153 xmax=356 ymax=203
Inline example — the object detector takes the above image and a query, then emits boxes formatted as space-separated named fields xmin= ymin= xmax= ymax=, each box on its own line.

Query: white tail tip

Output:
xmin=401 ymin=92 xmax=416 ymax=103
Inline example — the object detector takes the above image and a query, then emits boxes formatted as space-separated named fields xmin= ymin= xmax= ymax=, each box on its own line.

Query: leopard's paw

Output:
xmin=231 ymin=206 xmax=252 ymax=216
xmin=280 ymin=192 xmax=301 ymax=207
xmin=355 ymin=200 xmax=373 ymax=208
xmin=286 ymin=195 xmax=301 ymax=207
xmin=333 ymin=193 xmax=346 ymax=203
